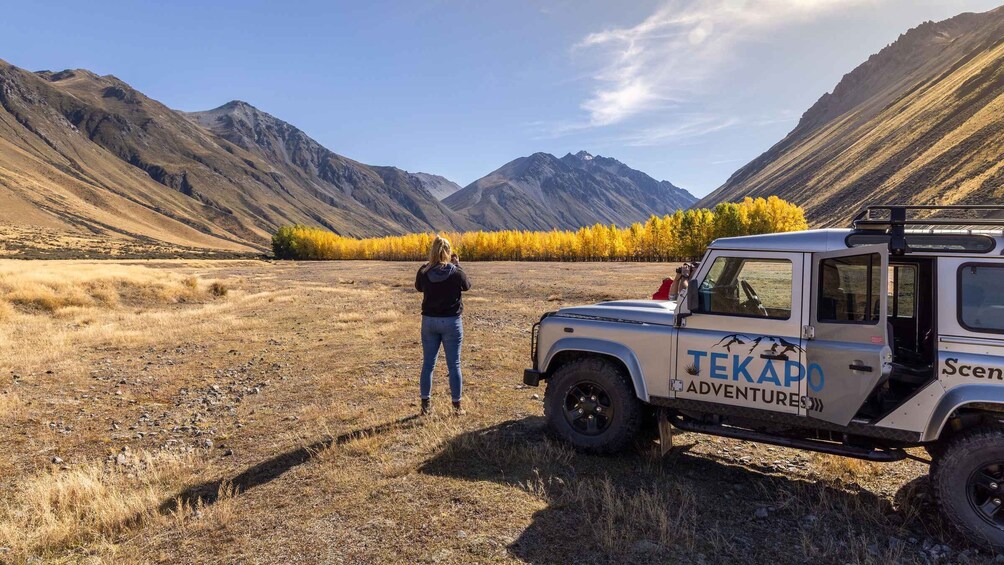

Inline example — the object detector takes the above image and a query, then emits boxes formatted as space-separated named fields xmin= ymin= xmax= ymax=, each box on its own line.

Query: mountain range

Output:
xmin=445 ymin=151 xmax=695 ymax=231
xmin=412 ymin=172 xmax=462 ymax=201
xmin=0 ymin=60 xmax=693 ymax=253
xmin=699 ymin=6 xmax=1004 ymax=224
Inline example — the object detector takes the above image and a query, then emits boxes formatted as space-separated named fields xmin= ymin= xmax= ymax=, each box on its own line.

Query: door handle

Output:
xmin=849 ymin=364 xmax=873 ymax=372
xmin=760 ymin=353 xmax=789 ymax=361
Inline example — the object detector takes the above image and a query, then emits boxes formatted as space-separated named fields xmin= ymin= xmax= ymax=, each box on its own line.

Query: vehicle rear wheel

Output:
xmin=932 ymin=426 xmax=1004 ymax=552
xmin=543 ymin=356 xmax=642 ymax=454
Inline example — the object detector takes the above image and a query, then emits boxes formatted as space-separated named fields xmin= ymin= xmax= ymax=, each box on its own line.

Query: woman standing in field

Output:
xmin=415 ymin=236 xmax=471 ymax=415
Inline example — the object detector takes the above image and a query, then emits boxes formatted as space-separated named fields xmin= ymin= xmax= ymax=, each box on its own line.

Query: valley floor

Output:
xmin=0 ymin=260 xmax=991 ymax=563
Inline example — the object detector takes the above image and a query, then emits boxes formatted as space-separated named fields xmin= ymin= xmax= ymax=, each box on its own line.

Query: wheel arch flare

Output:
xmin=541 ymin=337 xmax=650 ymax=402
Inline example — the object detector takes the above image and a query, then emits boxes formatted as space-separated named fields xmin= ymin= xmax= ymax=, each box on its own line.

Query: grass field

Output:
xmin=0 ymin=260 xmax=991 ymax=563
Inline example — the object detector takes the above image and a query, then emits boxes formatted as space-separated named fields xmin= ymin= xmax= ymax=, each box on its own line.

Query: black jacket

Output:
xmin=415 ymin=262 xmax=471 ymax=317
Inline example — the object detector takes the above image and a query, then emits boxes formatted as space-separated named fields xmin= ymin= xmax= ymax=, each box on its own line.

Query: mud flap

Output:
xmin=658 ymin=407 xmax=673 ymax=456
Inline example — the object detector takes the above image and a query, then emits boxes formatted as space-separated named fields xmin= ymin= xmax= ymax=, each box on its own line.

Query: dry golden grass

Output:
xmin=0 ymin=260 xmax=980 ymax=564
xmin=0 ymin=261 xmax=239 ymax=377
xmin=0 ymin=262 xmax=219 ymax=313
xmin=0 ymin=450 xmax=199 ymax=558
xmin=812 ymin=453 xmax=885 ymax=481
xmin=524 ymin=475 xmax=699 ymax=555
xmin=0 ymin=389 xmax=21 ymax=417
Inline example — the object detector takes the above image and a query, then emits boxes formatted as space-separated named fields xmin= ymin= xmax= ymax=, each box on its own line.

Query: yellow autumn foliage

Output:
xmin=272 ymin=197 xmax=808 ymax=261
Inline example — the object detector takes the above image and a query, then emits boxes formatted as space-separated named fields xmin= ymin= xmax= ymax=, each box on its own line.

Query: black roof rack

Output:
xmin=851 ymin=205 xmax=1004 ymax=255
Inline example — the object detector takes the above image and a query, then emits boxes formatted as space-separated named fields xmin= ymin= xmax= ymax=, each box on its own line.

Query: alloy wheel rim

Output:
xmin=562 ymin=381 xmax=614 ymax=436
xmin=967 ymin=463 xmax=1004 ymax=530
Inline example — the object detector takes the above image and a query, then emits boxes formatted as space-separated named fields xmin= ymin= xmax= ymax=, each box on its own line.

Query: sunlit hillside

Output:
xmin=700 ymin=8 xmax=1004 ymax=225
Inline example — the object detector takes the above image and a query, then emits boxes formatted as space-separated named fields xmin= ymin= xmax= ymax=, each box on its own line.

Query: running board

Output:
xmin=668 ymin=414 xmax=907 ymax=462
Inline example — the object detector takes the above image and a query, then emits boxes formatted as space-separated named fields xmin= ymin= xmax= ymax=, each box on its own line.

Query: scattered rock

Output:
xmin=754 ymin=507 xmax=769 ymax=519
xmin=223 ymin=448 xmax=234 ymax=457
xmin=202 ymin=439 xmax=214 ymax=449
xmin=531 ymin=394 xmax=540 ymax=400
xmin=51 ymin=456 xmax=63 ymax=464
xmin=927 ymin=544 xmax=953 ymax=559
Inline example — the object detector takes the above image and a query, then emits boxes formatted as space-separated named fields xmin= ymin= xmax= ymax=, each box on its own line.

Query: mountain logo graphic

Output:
xmin=714 ymin=334 xmax=804 ymax=356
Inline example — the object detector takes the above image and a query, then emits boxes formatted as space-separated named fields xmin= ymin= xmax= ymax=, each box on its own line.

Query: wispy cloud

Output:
xmin=525 ymin=109 xmax=794 ymax=146
xmin=572 ymin=0 xmax=881 ymax=130
xmin=617 ymin=113 xmax=740 ymax=146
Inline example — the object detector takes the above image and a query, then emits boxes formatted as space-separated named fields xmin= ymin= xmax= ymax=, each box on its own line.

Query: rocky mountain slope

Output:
xmin=186 ymin=101 xmax=472 ymax=236
xmin=412 ymin=172 xmax=462 ymax=200
xmin=0 ymin=61 xmax=469 ymax=253
xmin=699 ymin=7 xmax=1004 ymax=225
xmin=444 ymin=151 xmax=696 ymax=231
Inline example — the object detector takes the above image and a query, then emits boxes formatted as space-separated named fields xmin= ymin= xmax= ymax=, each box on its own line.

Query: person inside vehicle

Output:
xmin=415 ymin=236 xmax=471 ymax=415
xmin=653 ymin=262 xmax=698 ymax=301
xmin=669 ymin=262 xmax=697 ymax=301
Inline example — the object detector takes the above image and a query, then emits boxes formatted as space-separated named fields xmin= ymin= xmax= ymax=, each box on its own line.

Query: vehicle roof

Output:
xmin=710 ymin=229 xmax=852 ymax=253
xmin=709 ymin=228 xmax=1004 ymax=257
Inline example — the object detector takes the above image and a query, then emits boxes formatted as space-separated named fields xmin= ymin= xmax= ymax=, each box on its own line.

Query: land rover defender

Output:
xmin=523 ymin=205 xmax=1004 ymax=550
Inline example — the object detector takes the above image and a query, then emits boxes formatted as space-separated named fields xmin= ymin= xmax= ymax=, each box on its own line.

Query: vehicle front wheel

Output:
xmin=932 ymin=426 xmax=1004 ymax=552
xmin=543 ymin=356 xmax=642 ymax=454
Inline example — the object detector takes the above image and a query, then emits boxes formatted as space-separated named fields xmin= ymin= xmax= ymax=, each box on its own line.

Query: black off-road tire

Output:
xmin=932 ymin=426 xmax=1004 ymax=552
xmin=925 ymin=443 xmax=946 ymax=477
xmin=543 ymin=356 xmax=642 ymax=454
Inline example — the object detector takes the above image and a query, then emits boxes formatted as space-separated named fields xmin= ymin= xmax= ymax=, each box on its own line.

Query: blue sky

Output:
xmin=1 ymin=0 xmax=1000 ymax=196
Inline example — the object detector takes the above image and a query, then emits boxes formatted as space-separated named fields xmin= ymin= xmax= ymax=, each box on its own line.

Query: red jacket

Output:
xmin=652 ymin=277 xmax=673 ymax=301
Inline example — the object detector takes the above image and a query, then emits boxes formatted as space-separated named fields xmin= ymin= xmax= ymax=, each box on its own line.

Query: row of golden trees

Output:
xmin=272 ymin=197 xmax=808 ymax=261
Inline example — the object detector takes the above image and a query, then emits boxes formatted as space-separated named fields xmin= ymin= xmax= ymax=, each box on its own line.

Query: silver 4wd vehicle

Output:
xmin=523 ymin=205 xmax=1004 ymax=550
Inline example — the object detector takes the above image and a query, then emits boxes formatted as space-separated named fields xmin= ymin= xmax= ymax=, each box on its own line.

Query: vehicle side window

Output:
xmin=889 ymin=265 xmax=916 ymax=319
xmin=818 ymin=253 xmax=880 ymax=324
xmin=696 ymin=257 xmax=792 ymax=319
xmin=958 ymin=264 xmax=1004 ymax=333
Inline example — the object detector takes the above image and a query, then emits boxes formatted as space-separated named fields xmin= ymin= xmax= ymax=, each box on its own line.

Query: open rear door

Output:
xmin=804 ymin=245 xmax=891 ymax=426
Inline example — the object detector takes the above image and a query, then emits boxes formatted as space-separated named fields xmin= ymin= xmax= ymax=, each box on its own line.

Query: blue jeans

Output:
xmin=420 ymin=315 xmax=463 ymax=402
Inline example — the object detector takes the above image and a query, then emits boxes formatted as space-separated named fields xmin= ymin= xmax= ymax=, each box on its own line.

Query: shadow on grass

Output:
xmin=418 ymin=417 xmax=974 ymax=565
xmin=159 ymin=414 xmax=421 ymax=514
